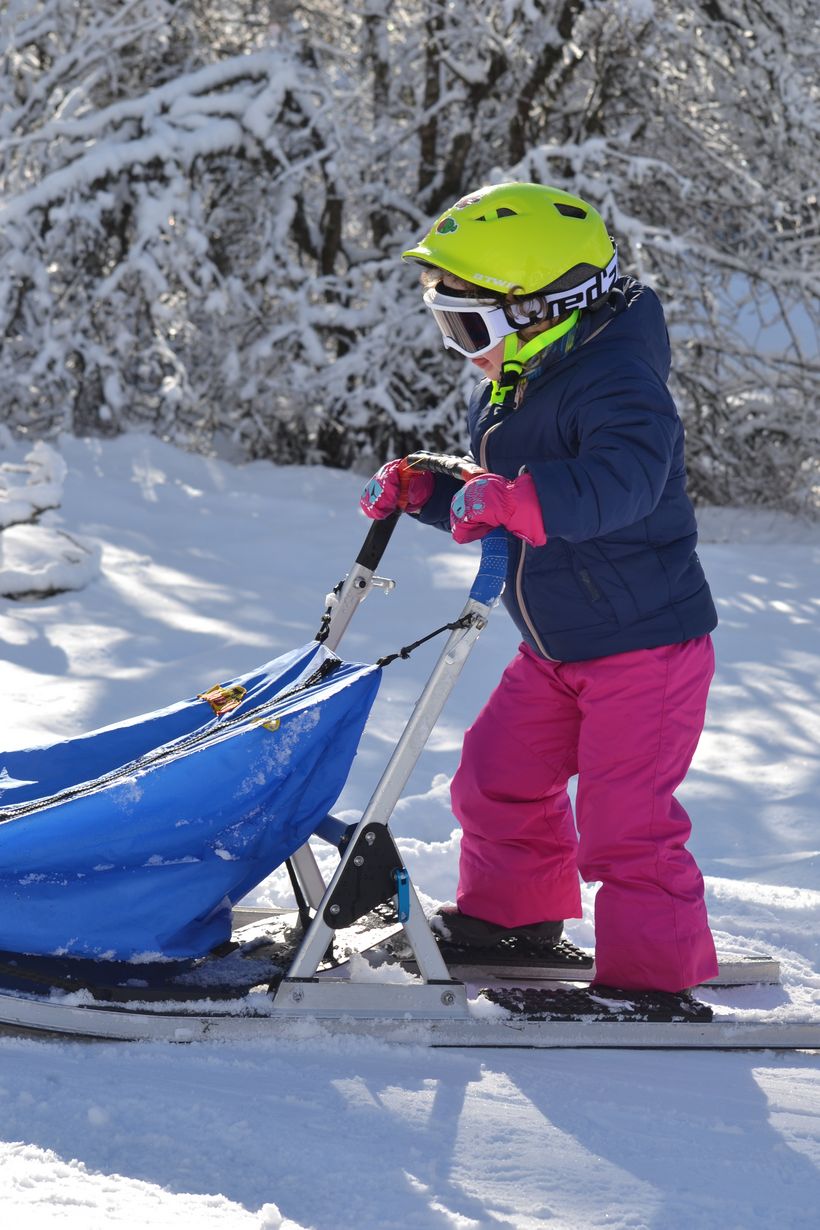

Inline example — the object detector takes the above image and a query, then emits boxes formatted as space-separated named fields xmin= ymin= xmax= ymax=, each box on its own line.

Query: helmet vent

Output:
xmin=554 ymin=203 xmax=587 ymax=219
xmin=475 ymin=208 xmax=518 ymax=222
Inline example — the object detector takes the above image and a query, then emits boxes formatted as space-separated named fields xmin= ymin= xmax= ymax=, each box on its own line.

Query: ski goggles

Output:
xmin=422 ymin=286 xmax=519 ymax=358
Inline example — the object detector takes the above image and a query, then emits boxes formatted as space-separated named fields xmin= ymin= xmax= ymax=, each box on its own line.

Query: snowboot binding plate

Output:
xmin=482 ymin=983 xmax=714 ymax=1023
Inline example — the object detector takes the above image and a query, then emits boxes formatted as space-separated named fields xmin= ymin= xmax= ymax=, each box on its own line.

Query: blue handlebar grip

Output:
xmin=470 ymin=528 xmax=508 ymax=605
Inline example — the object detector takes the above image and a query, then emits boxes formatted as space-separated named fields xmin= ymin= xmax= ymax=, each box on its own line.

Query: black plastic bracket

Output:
xmin=322 ymin=824 xmax=404 ymax=929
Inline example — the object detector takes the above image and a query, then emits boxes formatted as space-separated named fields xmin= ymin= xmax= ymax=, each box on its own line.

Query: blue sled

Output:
xmin=0 ymin=642 xmax=380 ymax=962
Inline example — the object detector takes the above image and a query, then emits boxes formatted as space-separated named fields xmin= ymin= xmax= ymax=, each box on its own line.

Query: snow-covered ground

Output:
xmin=0 ymin=433 xmax=818 ymax=1229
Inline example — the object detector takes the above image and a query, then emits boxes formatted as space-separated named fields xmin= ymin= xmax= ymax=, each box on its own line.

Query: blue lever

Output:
xmin=393 ymin=868 xmax=410 ymax=922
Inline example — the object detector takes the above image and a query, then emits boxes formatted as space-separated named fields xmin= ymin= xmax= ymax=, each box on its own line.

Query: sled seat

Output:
xmin=0 ymin=643 xmax=380 ymax=965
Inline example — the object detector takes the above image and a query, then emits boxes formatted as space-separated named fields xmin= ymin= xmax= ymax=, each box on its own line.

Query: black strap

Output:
xmin=375 ymin=614 xmax=472 ymax=668
xmin=315 ymin=581 xmax=343 ymax=643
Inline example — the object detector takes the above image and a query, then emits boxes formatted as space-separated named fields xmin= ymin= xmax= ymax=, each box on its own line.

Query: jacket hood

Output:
xmin=522 ymin=276 xmax=672 ymax=391
xmin=581 ymin=276 xmax=671 ymax=381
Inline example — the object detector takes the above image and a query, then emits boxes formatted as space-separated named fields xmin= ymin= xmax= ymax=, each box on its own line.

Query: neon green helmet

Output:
xmin=402 ymin=182 xmax=617 ymax=316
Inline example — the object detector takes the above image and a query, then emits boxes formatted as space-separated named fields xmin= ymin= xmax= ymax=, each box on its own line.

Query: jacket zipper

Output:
xmin=514 ymin=542 xmax=556 ymax=660
xmin=473 ymin=310 xmax=617 ymax=663
xmin=478 ymin=420 xmax=501 ymax=471
xmin=478 ymin=419 xmax=557 ymax=661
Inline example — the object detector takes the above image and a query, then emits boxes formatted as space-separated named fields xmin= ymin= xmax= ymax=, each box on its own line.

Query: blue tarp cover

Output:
xmin=0 ymin=643 xmax=380 ymax=961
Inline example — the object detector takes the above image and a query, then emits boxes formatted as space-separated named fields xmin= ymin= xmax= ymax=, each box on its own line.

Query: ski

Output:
xmin=0 ymin=909 xmax=813 ymax=1049
xmin=0 ymin=981 xmax=816 ymax=1050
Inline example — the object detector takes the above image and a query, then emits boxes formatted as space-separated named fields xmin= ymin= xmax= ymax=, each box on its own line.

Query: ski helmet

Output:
xmin=402 ymin=182 xmax=617 ymax=318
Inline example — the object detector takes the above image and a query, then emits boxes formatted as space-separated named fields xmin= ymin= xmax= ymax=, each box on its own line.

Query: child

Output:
xmin=360 ymin=182 xmax=719 ymax=994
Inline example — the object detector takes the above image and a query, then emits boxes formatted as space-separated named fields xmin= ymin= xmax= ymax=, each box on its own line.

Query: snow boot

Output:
xmin=432 ymin=906 xmax=563 ymax=949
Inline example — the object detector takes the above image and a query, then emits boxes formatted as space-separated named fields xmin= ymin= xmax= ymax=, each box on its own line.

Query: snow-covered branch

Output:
xmin=0 ymin=0 xmax=816 ymax=510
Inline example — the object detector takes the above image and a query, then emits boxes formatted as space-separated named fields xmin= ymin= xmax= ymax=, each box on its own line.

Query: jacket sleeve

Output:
xmin=528 ymin=368 xmax=681 ymax=542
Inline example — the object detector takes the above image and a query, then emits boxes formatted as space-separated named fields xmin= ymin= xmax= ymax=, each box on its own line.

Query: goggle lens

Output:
xmin=430 ymin=308 xmax=492 ymax=353
xmin=422 ymin=287 xmax=517 ymax=357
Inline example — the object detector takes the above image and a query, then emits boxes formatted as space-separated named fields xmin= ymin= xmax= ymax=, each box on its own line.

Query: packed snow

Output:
xmin=0 ymin=432 xmax=818 ymax=1228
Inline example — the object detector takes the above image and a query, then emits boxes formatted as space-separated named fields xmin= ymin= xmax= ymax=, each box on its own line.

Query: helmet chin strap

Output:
xmin=489 ymin=310 xmax=580 ymax=410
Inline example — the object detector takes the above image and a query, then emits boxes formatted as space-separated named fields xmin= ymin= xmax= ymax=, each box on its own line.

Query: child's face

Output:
xmin=435 ymin=273 xmax=513 ymax=381
xmin=469 ymin=340 xmax=506 ymax=382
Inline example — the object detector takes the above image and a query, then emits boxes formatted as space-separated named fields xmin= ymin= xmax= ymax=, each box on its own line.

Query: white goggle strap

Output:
xmin=540 ymin=249 xmax=619 ymax=319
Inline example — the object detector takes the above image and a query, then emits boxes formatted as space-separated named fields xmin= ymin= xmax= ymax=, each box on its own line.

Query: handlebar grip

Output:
xmin=470 ymin=528 xmax=508 ymax=606
xmin=357 ymin=455 xmax=500 ymax=587
xmin=403 ymin=451 xmax=486 ymax=484
xmin=356 ymin=511 xmax=400 ymax=570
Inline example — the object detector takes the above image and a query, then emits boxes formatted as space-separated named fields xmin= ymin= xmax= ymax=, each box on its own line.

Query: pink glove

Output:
xmin=450 ymin=472 xmax=547 ymax=546
xmin=360 ymin=458 xmax=435 ymax=520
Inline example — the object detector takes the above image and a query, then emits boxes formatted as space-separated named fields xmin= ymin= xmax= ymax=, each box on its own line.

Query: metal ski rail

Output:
xmin=1 ymin=989 xmax=816 ymax=1050
xmin=286 ymin=513 xmax=404 ymax=912
xmin=271 ymin=523 xmax=508 ymax=1025
xmin=283 ymin=453 xmax=492 ymax=930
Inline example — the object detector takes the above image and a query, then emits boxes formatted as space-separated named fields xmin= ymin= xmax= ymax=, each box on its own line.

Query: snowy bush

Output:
xmin=0 ymin=435 xmax=64 ymax=528
xmin=0 ymin=433 xmax=100 ymax=596
xmin=0 ymin=1 xmax=817 ymax=510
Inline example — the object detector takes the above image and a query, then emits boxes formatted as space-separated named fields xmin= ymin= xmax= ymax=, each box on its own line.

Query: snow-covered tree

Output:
xmin=0 ymin=1 xmax=817 ymax=510
xmin=516 ymin=0 xmax=820 ymax=510
xmin=0 ymin=2 xmax=332 ymax=452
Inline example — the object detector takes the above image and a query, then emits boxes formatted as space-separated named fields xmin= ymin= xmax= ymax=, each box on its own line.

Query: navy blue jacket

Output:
xmin=417 ymin=278 xmax=717 ymax=661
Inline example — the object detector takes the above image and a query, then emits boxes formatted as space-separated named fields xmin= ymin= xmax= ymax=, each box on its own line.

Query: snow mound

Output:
xmin=0 ymin=522 xmax=101 ymax=598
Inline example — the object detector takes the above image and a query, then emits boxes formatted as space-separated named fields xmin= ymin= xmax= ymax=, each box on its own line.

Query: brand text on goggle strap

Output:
xmin=542 ymin=252 xmax=619 ymax=319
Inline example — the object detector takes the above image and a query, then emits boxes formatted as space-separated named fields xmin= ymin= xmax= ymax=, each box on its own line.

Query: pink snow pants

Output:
xmin=450 ymin=636 xmax=718 ymax=992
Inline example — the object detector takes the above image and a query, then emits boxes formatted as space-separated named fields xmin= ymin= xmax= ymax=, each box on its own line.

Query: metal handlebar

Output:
xmin=356 ymin=453 xmax=508 ymax=607
xmin=400 ymin=450 xmax=486 ymax=486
